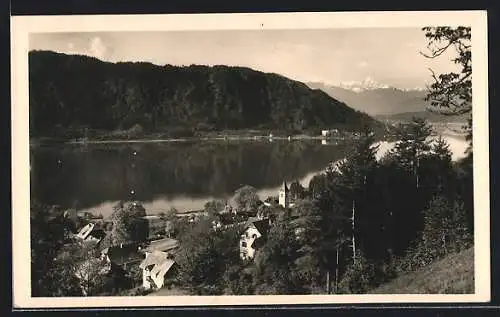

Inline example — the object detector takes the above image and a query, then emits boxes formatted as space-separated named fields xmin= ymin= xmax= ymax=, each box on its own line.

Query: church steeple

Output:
xmin=279 ymin=179 xmax=289 ymax=208
xmin=281 ymin=180 xmax=289 ymax=192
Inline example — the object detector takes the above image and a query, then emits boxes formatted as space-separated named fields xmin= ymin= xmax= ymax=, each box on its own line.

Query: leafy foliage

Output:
xmin=175 ymin=217 xmax=241 ymax=295
xmin=233 ymin=185 xmax=260 ymax=215
xmin=421 ymin=26 xmax=472 ymax=151
xmin=253 ymin=215 xmax=304 ymax=294
xmin=101 ymin=201 xmax=147 ymax=247
xmin=397 ymin=196 xmax=473 ymax=273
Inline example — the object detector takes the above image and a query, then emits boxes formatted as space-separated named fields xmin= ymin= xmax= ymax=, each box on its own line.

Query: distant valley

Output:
xmin=306 ymin=81 xmax=429 ymax=116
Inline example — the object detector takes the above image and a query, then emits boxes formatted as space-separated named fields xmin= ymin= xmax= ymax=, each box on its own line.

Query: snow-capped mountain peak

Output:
xmin=338 ymin=76 xmax=390 ymax=92
xmin=337 ymin=76 xmax=426 ymax=93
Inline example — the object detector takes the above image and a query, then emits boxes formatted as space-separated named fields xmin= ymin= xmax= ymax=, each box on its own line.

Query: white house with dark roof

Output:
xmin=239 ymin=217 xmax=271 ymax=261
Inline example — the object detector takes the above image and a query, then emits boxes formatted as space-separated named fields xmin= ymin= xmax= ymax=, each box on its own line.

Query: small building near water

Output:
xmin=321 ymin=129 xmax=339 ymax=137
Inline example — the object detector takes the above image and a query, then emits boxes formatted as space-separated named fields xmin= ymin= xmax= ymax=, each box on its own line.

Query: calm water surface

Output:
xmin=30 ymin=135 xmax=468 ymax=218
xmin=30 ymin=139 xmax=351 ymax=217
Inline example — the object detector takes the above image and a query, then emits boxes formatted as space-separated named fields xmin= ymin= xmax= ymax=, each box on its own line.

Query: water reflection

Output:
xmin=30 ymin=140 xmax=351 ymax=216
xmin=30 ymin=135 xmax=468 ymax=218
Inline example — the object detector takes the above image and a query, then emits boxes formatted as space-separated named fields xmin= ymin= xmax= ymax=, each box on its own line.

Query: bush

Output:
xmin=337 ymin=251 xmax=378 ymax=294
xmin=395 ymin=196 xmax=473 ymax=274
xmin=222 ymin=265 xmax=255 ymax=295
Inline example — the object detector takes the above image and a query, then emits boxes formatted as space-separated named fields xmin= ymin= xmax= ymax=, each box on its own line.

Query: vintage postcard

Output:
xmin=11 ymin=11 xmax=490 ymax=308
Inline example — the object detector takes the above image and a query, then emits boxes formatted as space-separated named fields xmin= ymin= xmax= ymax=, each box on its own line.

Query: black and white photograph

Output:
xmin=11 ymin=11 xmax=490 ymax=308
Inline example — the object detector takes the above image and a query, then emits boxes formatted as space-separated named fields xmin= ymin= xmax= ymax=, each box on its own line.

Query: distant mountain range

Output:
xmin=306 ymin=81 xmax=429 ymax=116
xmin=306 ymin=80 xmax=468 ymax=123
xmin=336 ymin=76 xmax=426 ymax=93
xmin=29 ymin=50 xmax=385 ymax=138
xmin=374 ymin=111 xmax=468 ymax=123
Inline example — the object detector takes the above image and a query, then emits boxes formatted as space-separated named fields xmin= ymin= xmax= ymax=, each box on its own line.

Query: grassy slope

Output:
xmin=372 ymin=247 xmax=474 ymax=294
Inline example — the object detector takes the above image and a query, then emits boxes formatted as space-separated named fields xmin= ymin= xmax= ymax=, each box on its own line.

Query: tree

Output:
xmin=253 ymin=215 xmax=303 ymax=294
xmin=335 ymin=129 xmax=380 ymax=262
xmin=399 ymin=195 xmax=473 ymax=272
xmin=421 ymin=196 xmax=472 ymax=257
xmin=308 ymin=174 xmax=327 ymax=199
xmin=30 ymin=201 xmax=79 ymax=296
xmin=291 ymin=197 xmax=346 ymax=293
xmin=204 ymin=199 xmax=226 ymax=217
xmin=289 ymin=180 xmax=306 ymax=200
xmin=233 ymin=185 xmax=260 ymax=215
xmin=56 ymin=242 xmax=110 ymax=296
xmin=390 ymin=117 xmax=433 ymax=175
xmin=419 ymin=136 xmax=455 ymax=198
xmin=106 ymin=201 xmax=147 ymax=246
xmin=337 ymin=249 xmax=377 ymax=294
xmin=175 ymin=217 xmax=240 ymax=295
xmin=257 ymin=204 xmax=271 ymax=220
xmin=292 ymin=199 xmax=324 ymax=291
xmin=164 ymin=207 xmax=178 ymax=238
xmin=421 ymin=27 xmax=472 ymax=152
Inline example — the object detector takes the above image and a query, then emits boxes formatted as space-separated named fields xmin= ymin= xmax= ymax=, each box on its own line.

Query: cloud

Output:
xmin=89 ymin=36 xmax=107 ymax=59
xmin=357 ymin=60 xmax=369 ymax=68
xmin=64 ymin=42 xmax=80 ymax=55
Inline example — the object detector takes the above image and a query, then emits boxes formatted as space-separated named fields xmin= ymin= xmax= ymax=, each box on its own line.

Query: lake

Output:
xmin=30 ymin=135 xmax=468 ymax=218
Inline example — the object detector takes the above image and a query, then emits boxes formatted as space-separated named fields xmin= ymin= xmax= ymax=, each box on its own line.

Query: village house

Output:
xmin=139 ymin=238 xmax=180 ymax=290
xmin=239 ymin=217 xmax=271 ymax=261
xmin=321 ymin=129 xmax=339 ymax=138
xmin=139 ymin=250 xmax=177 ymax=290
xmin=75 ymin=222 xmax=107 ymax=244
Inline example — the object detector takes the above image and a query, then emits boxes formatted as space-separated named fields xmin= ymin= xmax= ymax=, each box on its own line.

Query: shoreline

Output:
xmin=30 ymin=134 xmax=359 ymax=146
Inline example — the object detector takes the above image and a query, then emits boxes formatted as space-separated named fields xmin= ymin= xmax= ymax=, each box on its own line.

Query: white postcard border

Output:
xmin=11 ymin=10 xmax=490 ymax=308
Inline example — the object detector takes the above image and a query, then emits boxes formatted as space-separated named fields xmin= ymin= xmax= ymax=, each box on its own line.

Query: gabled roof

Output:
xmin=143 ymin=238 xmax=179 ymax=253
xmin=89 ymin=229 xmax=106 ymax=240
xmin=107 ymin=243 xmax=144 ymax=266
xmin=280 ymin=180 xmax=289 ymax=192
xmin=139 ymin=250 xmax=170 ymax=269
xmin=244 ymin=217 xmax=270 ymax=236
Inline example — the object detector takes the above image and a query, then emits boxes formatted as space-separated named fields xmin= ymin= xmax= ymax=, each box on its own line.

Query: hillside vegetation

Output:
xmin=29 ymin=50 xmax=382 ymax=139
xmin=371 ymin=247 xmax=474 ymax=294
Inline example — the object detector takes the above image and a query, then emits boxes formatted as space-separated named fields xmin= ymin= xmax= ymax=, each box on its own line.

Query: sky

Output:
xmin=29 ymin=28 xmax=459 ymax=90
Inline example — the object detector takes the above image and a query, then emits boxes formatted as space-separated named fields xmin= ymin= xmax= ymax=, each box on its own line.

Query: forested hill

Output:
xmin=29 ymin=50 xmax=383 ymax=138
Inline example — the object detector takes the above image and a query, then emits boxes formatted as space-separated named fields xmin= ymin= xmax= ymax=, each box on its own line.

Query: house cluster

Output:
xmin=239 ymin=180 xmax=304 ymax=261
xmin=70 ymin=210 xmax=181 ymax=292
xmin=67 ymin=180 xmax=303 ymax=294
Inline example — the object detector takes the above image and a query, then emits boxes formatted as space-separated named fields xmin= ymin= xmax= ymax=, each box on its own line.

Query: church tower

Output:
xmin=278 ymin=180 xmax=289 ymax=208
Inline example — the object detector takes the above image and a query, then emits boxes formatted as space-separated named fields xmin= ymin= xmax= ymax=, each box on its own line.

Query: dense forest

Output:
xmin=29 ymin=50 xmax=383 ymax=139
